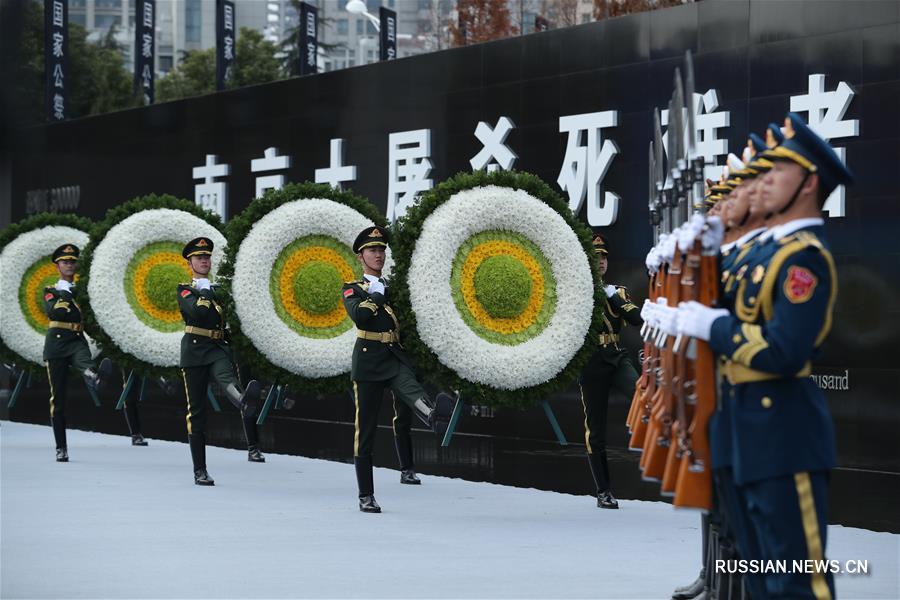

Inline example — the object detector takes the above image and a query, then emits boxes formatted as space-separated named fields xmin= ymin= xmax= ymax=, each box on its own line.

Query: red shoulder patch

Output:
xmin=343 ymin=288 xmax=354 ymax=298
xmin=180 ymin=289 xmax=192 ymax=298
xmin=784 ymin=265 xmax=817 ymax=304
xmin=44 ymin=292 xmax=54 ymax=301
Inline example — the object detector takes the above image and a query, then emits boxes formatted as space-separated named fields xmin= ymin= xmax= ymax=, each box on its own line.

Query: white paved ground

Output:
xmin=1 ymin=421 xmax=897 ymax=599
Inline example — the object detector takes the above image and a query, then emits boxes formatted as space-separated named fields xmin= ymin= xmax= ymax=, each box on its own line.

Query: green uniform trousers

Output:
xmin=46 ymin=344 xmax=94 ymax=450
xmin=353 ymin=361 xmax=426 ymax=460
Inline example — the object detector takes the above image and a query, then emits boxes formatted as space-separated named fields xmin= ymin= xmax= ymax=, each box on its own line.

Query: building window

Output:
xmin=95 ymin=14 xmax=121 ymax=30
xmin=356 ymin=19 xmax=363 ymax=34
xmin=70 ymin=12 xmax=87 ymax=26
xmin=337 ymin=18 xmax=348 ymax=35
xmin=186 ymin=0 xmax=201 ymax=43
xmin=159 ymin=56 xmax=173 ymax=72
xmin=366 ymin=21 xmax=377 ymax=35
xmin=581 ymin=13 xmax=592 ymax=23
xmin=389 ymin=0 xmax=395 ymax=6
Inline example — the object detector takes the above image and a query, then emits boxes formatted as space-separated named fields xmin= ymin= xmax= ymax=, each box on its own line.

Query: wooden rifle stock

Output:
xmin=641 ymin=251 xmax=682 ymax=480
xmin=673 ymin=243 xmax=720 ymax=510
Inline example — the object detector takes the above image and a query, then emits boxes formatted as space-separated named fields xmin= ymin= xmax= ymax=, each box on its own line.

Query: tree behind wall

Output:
xmin=594 ymin=0 xmax=684 ymax=20
xmin=12 ymin=0 xmax=138 ymax=126
xmin=156 ymin=27 xmax=282 ymax=102
xmin=450 ymin=0 xmax=519 ymax=47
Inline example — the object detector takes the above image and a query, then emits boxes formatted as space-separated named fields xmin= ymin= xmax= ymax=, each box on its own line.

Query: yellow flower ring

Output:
xmin=124 ymin=241 xmax=192 ymax=332
xmin=19 ymin=258 xmax=60 ymax=333
xmin=451 ymin=231 xmax=557 ymax=345
xmin=270 ymin=235 xmax=359 ymax=338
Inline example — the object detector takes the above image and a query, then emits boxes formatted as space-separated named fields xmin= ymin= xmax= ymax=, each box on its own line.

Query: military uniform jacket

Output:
xmin=598 ymin=285 xmax=644 ymax=364
xmin=43 ymin=285 xmax=90 ymax=361
xmin=341 ymin=278 xmax=413 ymax=382
xmin=710 ymin=229 xmax=767 ymax=470
xmin=709 ymin=225 xmax=837 ymax=485
xmin=177 ymin=283 xmax=232 ymax=368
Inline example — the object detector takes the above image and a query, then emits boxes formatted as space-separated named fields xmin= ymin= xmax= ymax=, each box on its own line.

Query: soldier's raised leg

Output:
xmin=353 ymin=380 xmax=386 ymax=513
xmin=182 ymin=366 xmax=213 ymax=485
xmin=209 ymin=356 xmax=264 ymax=462
xmin=392 ymin=393 xmax=419 ymax=485
xmin=388 ymin=362 xmax=453 ymax=434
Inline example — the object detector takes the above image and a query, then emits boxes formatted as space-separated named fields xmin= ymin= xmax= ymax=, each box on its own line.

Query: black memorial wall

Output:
xmin=4 ymin=0 xmax=899 ymax=531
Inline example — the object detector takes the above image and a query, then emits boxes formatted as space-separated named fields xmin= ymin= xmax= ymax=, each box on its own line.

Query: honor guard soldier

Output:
xmin=676 ymin=113 xmax=852 ymax=600
xmin=43 ymin=244 xmax=112 ymax=462
xmin=341 ymin=226 xmax=453 ymax=513
xmin=580 ymin=234 xmax=642 ymax=509
xmin=177 ymin=237 xmax=263 ymax=486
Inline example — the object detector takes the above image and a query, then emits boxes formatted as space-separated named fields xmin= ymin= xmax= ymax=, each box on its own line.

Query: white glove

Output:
xmin=603 ymin=284 xmax=617 ymax=298
xmin=367 ymin=280 xmax=385 ymax=296
xmin=640 ymin=299 xmax=654 ymax=322
xmin=702 ymin=216 xmax=725 ymax=251
xmin=655 ymin=303 xmax=680 ymax=336
xmin=55 ymin=279 xmax=72 ymax=292
xmin=193 ymin=278 xmax=211 ymax=290
xmin=676 ymin=301 xmax=729 ymax=341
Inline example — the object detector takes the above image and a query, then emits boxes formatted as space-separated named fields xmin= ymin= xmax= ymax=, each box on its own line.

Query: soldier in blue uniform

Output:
xmin=177 ymin=237 xmax=264 ymax=486
xmin=42 ymin=244 xmax=112 ymax=462
xmin=580 ymin=233 xmax=642 ymax=509
xmin=677 ymin=113 xmax=852 ymax=600
xmin=341 ymin=226 xmax=453 ymax=513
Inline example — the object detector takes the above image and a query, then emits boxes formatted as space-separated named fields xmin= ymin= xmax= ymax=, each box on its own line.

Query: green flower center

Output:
xmin=144 ymin=263 xmax=186 ymax=312
xmin=473 ymin=254 xmax=532 ymax=319
xmin=293 ymin=262 xmax=343 ymax=314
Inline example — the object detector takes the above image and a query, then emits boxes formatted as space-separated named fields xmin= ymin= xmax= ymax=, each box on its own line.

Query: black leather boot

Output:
xmin=188 ymin=433 xmax=208 ymax=480
xmin=597 ymin=490 xmax=619 ymax=509
xmin=359 ymin=494 xmax=381 ymax=513
xmin=194 ymin=468 xmax=215 ymax=486
xmin=131 ymin=434 xmax=148 ymax=446
xmin=56 ymin=447 xmax=68 ymax=462
xmin=248 ymin=446 xmax=266 ymax=462
xmin=400 ymin=469 xmax=421 ymax=485
xmin=225 ymin=381 xmax=261 ymax=418
xmin=671 ymin=569 xmax=706 ymax=600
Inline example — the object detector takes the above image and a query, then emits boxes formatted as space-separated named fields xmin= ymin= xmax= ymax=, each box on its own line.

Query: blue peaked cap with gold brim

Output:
xmin=761 ymin=112 xmax=855 ymax=199
xmin=765 ymin=122 xmax=785 ymax=148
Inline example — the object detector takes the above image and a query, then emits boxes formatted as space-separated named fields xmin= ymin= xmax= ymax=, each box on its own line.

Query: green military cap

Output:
xmin=52 ymin=244 xmax=80 ymax=262
xmin=353 ymin=226 xmax=389 ymax=254
xmin=591 ymin=233 xmax=609 ymax=255
xmin=182 ymin=237 xmax=214 ymax=259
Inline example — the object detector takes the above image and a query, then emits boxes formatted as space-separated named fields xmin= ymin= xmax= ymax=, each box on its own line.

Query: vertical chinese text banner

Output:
xmin=45 ymin=0 xmax=68 ymax=121
xmin=299 ymin=2 xmax=317 ymax=76
xmin=379 ymin=7 xmax=397 ymax=61
xmin=134 ymin=0 xmax=155 ymax=104
xmin=216 ymin=0 xmax=235 ymax=91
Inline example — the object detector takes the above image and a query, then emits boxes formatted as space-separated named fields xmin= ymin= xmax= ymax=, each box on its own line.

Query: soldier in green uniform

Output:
xmin=42 ymin=244 xmax=112 ymax=462
xmin=579 ymin=234 xmax=642 ymax=509
xmin=177 ymin=237 xmax=263 ymax=486
xmin=341 ymin=226 xmax=453 ymax=513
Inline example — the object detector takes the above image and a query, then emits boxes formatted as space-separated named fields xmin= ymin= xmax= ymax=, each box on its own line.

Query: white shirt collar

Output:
xmin=735 ymin=227 xmax=768 ymax=248
xmin=363 ymin=273 xmax=380 ymax=283
xmin=772 ymin=218 xmax=825 ymax=241
xmin=720 ymin=241 xmax=737 ymax=253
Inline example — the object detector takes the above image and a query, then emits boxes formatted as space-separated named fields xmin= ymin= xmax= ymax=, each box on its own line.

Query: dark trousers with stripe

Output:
xmin=46 ymin=345 xmax=93 ymax=450
xmin=181 ymin=357 xmax=258 ymax=471
xmin=738 ymin=471 xmax=834 ymax=600
xmin=714 ymin=467 xmax=768 ymax=599
xmin=579 ymin=353 xmax=638 ymax=492
xmin=352 ymin=362 xmax=427 ymax=496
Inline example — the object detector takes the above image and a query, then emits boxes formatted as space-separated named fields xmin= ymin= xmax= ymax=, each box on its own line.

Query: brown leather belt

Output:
xmin=184 ymin=325 xmax=224 ymax=340
xmin=357 ymin=330 xmax=400 ymax=343
xmin=49 ymin=321 xmax=83 ymax=333
xmin=598 ymin=333 xmax=619 ymax=346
